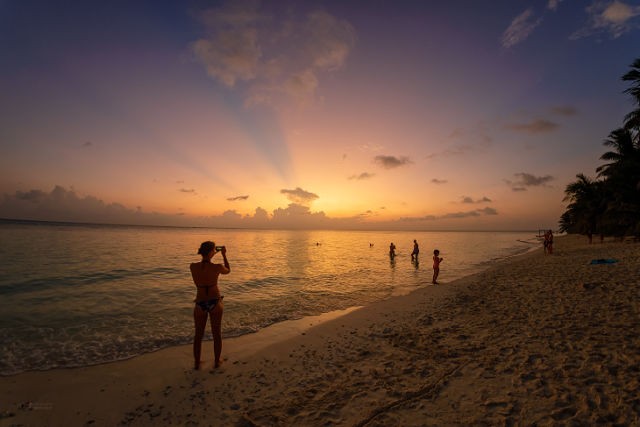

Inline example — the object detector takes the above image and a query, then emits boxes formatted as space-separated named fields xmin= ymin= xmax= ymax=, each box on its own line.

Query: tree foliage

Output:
xmin=560 ymin=58 xmax=640 ymax=237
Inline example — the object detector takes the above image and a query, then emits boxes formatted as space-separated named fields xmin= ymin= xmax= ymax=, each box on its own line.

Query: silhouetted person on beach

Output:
xmin=389 ymin=242 xmax=396 ymax=258
xmin=190 ymin=241 xmax=230 ymax=369
xmin=411 ymin=239 xmax=419 ymax=261
xmin=432 ymin=249 xmax=443 ymax=284
xmin=544 ymin=230 xmax=554 ymax=254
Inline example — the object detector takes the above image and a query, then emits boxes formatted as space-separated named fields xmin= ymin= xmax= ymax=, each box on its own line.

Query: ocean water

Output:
xmin=0 ymin=220 xmax=537 ymax=375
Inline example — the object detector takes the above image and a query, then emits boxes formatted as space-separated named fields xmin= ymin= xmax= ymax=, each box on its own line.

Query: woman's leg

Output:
xmin=193 ymin=306 xmax=208 ymax=369
xmin=210 ymin=301 xmax=224 ymax=367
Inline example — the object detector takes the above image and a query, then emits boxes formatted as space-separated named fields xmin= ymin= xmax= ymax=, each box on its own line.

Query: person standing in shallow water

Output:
xmin=411 ymin=239 xmax=419 ymax=261
xmin=432 ymin=249 xmax=443 ymax=284
xmin=190 ymin=241 xmax=230 ymax=369
xmin=389 ymin=242 xmax=396 ymax=258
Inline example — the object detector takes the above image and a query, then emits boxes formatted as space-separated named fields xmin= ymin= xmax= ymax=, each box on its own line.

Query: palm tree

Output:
xmin=595 ymin=127 xmax=640 ymax=236
xmin=596 ymin=128 xmax=639 ymax=178
xmin=560 ymin=59 xmax=640 ymax=238
xmin=560 ymin=174 xmax=606 ymax=241
xmin=622 ymin=58 xmax=640 ymax=133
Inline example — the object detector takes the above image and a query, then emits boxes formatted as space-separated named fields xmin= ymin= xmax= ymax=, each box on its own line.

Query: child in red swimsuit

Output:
xmin=432 ymin=249 xmax=443 ymax=284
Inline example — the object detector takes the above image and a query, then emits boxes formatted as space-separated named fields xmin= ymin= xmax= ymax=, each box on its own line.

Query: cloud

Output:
xmin=461 ymin=196 xmax=492 ymax=204
xmin=0 ymin=186 xmax=185 ymax=226
xmin=81 ymin=141 xmax=92 ymax=148
xmin=571 ymin=1 xmax=640 ymax=40
xmin=547 ymin=0 xmax=564 ymax=11
xmin=348 ymin=172 xmax=375 ymax=181
xmin=550 ymin=105 xmax=577 ymax=116
xmin=505 ymin=119 xmax=559 ymax=134
xmin=431 ymin=178 xmax=448 ymax=184
xmin=191 ymin=1 xmax=355 ymax=106
xmin=505 ymin=172 xmax=554 ymax=191
xmin=0 ymin=186 xmax=506 ymax=230
xmin=227 ymin=195 xmax=249 ymax=201
xmin=502 ymin=8 xmax=543 ymax=48
xmin=358 ymin=144 xmax=383 ymax=152
xmin=426 ymin=125 xmax=493 ymax=160
xmin=191 ymin=0 xmax=263 ymax=87
xmin=179 ymin=188 xmax=196 ymax=194
xmin=280 ymin=187 xmax=319 ymax=204
xmin=373 ymin=155 xmax=412 ymax=169
xmin=400 ymin=207 xmax=498 ymax=221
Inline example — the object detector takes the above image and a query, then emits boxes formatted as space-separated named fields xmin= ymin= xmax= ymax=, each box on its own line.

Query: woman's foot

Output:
xmin=214 ymin=358 xmax=225 ymax=368
xmin=194 ymin=359 xmax=203 ymax=370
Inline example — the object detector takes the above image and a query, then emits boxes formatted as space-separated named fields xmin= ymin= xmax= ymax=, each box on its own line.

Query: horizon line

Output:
xmin=0 ymin=218 xmax=541 ymax=233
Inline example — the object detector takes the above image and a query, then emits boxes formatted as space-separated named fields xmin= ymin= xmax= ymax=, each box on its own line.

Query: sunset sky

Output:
xmin=1 ymin=0 xmax=639 ymax=230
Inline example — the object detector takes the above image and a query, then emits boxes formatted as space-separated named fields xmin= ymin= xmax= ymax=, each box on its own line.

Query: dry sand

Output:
xmin=2 ymin=234 xmax=640 ymax=426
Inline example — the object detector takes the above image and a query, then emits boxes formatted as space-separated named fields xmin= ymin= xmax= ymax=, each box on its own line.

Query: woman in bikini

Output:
xmin=190 ymin=241 xmax=230 ymax=369
xmin=432 ymin=249 xmax=443 ymax=284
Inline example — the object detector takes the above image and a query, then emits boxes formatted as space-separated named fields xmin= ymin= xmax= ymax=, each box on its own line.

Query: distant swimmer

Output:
xmin=411 ymin=239 xmax=419 ymax=261
xmin=370 ymin=243 xmax=374 ymax=247
xmin=389 ymin=242 xmax=396 ymax=258
xmin=432 ymin=249 xmax=443 ymax=284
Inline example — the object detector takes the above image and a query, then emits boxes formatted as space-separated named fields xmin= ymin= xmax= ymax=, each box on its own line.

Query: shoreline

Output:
xmin=2 ymin=234 xmax=639 ymax=425
xmin=0 ymin=235 xmax=535 ymax=378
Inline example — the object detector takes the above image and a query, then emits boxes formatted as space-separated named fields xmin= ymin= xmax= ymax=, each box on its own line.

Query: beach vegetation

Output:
xmin=560 ymin=58 xmax=640 ymax=238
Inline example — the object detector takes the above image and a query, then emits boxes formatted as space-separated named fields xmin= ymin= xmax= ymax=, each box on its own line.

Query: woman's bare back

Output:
xmin=190 ymin=262 xmax=225 ymax=300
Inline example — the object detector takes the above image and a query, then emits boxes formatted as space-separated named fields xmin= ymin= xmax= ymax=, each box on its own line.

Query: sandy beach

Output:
xmin=2 ymin=234 xmax=640 ymax=426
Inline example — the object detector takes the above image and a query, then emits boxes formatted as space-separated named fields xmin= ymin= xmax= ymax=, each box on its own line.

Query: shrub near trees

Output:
xmin=560 ymin=58 xmax=640 ymax=240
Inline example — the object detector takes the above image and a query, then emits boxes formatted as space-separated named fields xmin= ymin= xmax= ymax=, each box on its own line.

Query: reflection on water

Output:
xmin=0 ymin=220 xmax=536 ymax=375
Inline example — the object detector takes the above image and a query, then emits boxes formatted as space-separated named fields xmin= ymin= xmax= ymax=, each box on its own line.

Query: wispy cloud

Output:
xmin=550 ymin=105 xmax=578 ymax=116
xmin=179 ymin=188 xmax=197 ymax=194
xmin=373 ymin=155 xmax=412 ymax=169
xmin=426 ymin=125 xmax=492 ymax=160
xmin=505 ymin=172 xmax=554 ymax=191
xmin=461 ymin=196 xmax=492 ymax=204
xmin=431 ymin=178 xmax=448 ymax=184
xmin=191 ymin=0 xmax=355 ymax=107
xmin=280 ymin=187 xmax=319 ymax=204
xmin=505 ymin=119 xmax=559 ymax=134
xmin=348 ymin=172 xmax=375 ymax=181
xmin=400 ymin=207 xmax=498 ymax=221
xmin=502 ymin=8 xmax=543 ymax=48
xmin=358 ymin=144 xmax=383 ymax=152
xmin=81 ymin=141 xmax=92 ymax=148
xmin=571 ymin=1 xmax=640 ymax=40
xmin=227 ymin=195 xmax=249 ymax=201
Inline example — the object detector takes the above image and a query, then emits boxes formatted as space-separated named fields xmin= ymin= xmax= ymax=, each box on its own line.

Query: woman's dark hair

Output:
xmin=434 ymin=249 xmax=439 ymax=255
xmin=197 ymin=241 xmax=215 ymax=256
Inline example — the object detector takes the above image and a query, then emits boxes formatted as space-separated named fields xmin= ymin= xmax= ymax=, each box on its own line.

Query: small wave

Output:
xmin=0 ymin=266 xmax=182 ymax=296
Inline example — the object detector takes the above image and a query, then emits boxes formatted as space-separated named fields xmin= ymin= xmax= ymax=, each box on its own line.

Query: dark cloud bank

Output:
xmin=1 ymin=186 xmax=502 ymax=230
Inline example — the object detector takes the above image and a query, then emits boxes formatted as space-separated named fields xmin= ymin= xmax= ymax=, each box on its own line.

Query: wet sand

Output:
xmin=2 ymin=234 xmax=639 ymax=426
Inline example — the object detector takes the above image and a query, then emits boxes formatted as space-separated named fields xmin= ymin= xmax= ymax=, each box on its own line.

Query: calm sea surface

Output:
xmin=0 ymin=220 xmax=537 ymax=375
